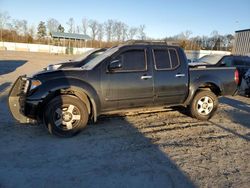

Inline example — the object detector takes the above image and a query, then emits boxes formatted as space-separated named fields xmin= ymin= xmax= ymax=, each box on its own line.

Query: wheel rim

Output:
xmin=53 ymin=104 xmax=81 ymax=130
xmin=197 ymin=96 xmax=214 ymax=116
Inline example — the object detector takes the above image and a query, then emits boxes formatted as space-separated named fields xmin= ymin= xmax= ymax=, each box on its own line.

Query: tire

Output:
xmin=44 ymin=95 xmax=89 ymax=137
xmin=188 ymin=90 xmax=218 ymax=120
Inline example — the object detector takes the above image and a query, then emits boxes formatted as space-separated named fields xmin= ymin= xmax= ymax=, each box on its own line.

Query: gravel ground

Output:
xmin=0 ymin=51 xmax=249 ymax=188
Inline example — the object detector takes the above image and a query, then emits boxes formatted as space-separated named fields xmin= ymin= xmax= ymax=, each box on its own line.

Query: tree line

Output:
xmin=0 ymin=11 xmax=234 ymax=50
xmin=165 ymin=30 xmax=235 ymax=51
xmin=0 ymin=11 xmax=146 ymax=48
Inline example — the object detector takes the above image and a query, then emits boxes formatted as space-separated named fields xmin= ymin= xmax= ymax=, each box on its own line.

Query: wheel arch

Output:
xmin=34 ymin=79 xmax=101 ymax=123
xmin=184 ymin=80 xmax=222 ymax=106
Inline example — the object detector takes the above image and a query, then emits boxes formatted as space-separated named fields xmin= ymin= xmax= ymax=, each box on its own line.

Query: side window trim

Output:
xmin=110 ymin=48 xmax=148 ymax=73
xmin=152 ymin=48 xmax=180 ymax=71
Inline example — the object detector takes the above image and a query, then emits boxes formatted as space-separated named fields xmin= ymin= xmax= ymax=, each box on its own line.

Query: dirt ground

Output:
xmin=0 ymin=51 xmax=249 ymax=188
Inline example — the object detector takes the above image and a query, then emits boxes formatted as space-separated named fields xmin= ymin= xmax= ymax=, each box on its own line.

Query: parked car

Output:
xmin=190 ymin=54 xmax=250 ymax=79
xmin=241 ymin=69 xmax=250 ymax=97
xmin=190 ymin=54 xmax=250 ymax=95
xmin=45 ymin=48 xmax=107 ymax=71
xmin=9 ymin=41 xmax=239 ymax=137
xmin=189 ymin=54 xmax=224 ymax=66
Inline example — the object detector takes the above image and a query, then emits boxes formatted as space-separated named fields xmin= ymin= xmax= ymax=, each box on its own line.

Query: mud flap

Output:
xmin=8 ymin=76 xmax=36 ymax=124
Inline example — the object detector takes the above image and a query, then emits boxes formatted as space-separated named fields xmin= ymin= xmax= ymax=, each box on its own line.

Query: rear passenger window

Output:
xmin=169 ymin=49 xmax=179 ymax=68
xmin=153 ymin=49 xmax=171 ymax=69
xmin=117 ymin=49 xmax=146 ymax=71
xmin=153 ymin=48 xmax=179 ymax=70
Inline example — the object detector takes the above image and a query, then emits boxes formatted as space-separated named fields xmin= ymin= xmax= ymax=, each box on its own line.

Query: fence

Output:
xmin=0 ymin=41 xmax=232 ymax=58
xmin=0 ymin=41 xmax=93 ymax=54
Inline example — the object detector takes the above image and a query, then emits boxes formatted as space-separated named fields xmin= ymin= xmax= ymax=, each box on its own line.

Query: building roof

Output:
xmin=235 ymin=29 xmax=250 ymax=33
xmin=50 ymin=31 xmax=91 ymax=40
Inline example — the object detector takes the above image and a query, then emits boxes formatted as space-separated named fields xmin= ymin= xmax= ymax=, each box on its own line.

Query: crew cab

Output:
xmin=9 ymin=41 xmax=239 ymax=137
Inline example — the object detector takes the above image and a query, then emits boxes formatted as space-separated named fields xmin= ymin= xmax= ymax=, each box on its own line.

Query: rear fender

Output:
xmin=184 ymin=76 xmax=222 ymax=106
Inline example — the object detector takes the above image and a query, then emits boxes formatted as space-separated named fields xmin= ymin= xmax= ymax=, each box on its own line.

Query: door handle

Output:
xmin=175 ymin=74 xmax=185 ymax=77
xmin=141 ymin=75 xmax=152 ymax=80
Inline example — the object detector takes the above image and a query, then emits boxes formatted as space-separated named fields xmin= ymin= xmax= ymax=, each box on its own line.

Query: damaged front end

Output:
xmin=8 ymin=76 xmax=36 ymax=124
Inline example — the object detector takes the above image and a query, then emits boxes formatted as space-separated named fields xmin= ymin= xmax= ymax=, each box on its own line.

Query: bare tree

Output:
xmin=183 ymin=30 xmax=192 ymax=39
xmin=97 ymin=24 xmax=104 ymax=40
xmin=67 ymin=17 xmax=75 ymax=33
xmin=47 ymin=18 xmax=60 ymax=34
xmin=0 ymin=11 xmax=11 ymax=41
xmin=177 ymin=30 xmax=192 ymax=40
xmin=6 ymin=22 xmax=14 ymax=30
xmin=104 ymin=19 xmax=114 ymax=42
xmin=28 ymin=25 xmax=35 ymax=38
xmin=121 ymin=23 xmax=128 ymax=42
xmin=138 ymin=25 xmax=146 ymax=40
xmin=76 ymin=25 xmax=81 ymax=33
xmin=128 ymin=27 xmax=138 ymax=40
xmin=210 ymin=30 xmax=219 ymax=50
xmin=225 ymin=34 xmax=234 ymax=50
xmin=97 ymin=23 xmax=104 ymax=47
xmin=0 ymin=11 xmax=10 ymax=28
xmin=201 ymin=35 xmax=208 ymax=49
xmin=13 ymin=19 xmax=26 ymax=35
xmin=89 ymin=19 xmax=98 ymax=40
xmin=24 ymin=20 xmax=28 ymax=36
xmin=82 ymin=18 xmax=88 ymax=35
xmin=113 ymin=21 xmax=124 ymax=41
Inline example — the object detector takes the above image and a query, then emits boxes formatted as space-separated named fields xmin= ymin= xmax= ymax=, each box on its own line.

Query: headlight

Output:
xmin=30 ymin=80 xmax=42 ymax=91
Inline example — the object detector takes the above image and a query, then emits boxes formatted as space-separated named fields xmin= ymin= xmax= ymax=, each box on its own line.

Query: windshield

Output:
xmin=198 ymin=55 xmax=224 ymax=64
xmin=81 ymin=46 xmax=120 ymax=70
xmin=73 ymin=49 xmax=102 ymax=62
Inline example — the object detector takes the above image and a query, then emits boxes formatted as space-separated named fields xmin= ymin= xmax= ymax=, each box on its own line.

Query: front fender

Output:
xmin=27 ymin=78 xmax=101 ymax=121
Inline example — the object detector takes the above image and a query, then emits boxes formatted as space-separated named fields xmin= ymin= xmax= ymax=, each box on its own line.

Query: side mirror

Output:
xmin=220 ymin=62 xmax=226 ymax=66
xmin=108 ymin=60 xmax=122 ymax=71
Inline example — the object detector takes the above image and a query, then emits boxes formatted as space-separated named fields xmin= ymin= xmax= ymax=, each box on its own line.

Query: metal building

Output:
xmin=50 ymin=32 xmax=91 ymax=54
xmin=232 ymin=29 xmax=250 ymax=56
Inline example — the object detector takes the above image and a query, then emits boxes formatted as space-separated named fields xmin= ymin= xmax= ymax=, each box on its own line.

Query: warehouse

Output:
xmin=233 ymin=29 xmax=250 ymax=56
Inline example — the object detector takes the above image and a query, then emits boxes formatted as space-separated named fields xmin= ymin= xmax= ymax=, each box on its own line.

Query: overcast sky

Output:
xmin=1 ymin=0 xmax=250 ymax=38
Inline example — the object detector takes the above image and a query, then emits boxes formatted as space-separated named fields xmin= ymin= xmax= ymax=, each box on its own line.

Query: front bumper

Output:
xmin=8 ymin=76 xmax=37 ymax=124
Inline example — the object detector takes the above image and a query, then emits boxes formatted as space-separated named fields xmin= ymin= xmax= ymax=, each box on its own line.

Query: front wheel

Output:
xmin=44 ymin=95 xmax=89 ymax=137
xmin=188 ymin=90 xmax=218 ymax=120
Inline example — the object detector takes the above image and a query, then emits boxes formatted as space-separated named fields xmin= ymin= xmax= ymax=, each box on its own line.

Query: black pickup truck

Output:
xmin=9 ymin=42 xmax=239 ymax=137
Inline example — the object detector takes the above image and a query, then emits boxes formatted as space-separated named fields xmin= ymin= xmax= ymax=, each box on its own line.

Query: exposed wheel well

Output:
xmin=197 ymin=83 xmax=221 ymax=96
xmin=39 ymin=88 xmax=94 ymax=122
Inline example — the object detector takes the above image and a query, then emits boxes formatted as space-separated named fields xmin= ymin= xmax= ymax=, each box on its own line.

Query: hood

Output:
xmin=45 ymin=60 xmax=79 ymax=71
xmin=30 ymin=67 xmax=84 ymax=78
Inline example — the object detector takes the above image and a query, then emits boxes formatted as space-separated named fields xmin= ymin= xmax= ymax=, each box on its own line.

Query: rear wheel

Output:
xmin=44 ymin=95 xmax=88 ymax=137
xmin=188 ymin=90 xmax=218 ymax=120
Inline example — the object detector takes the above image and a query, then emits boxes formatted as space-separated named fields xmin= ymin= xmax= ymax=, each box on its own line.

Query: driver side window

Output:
xmin=114 ymin=49 xmax=147 ymax=72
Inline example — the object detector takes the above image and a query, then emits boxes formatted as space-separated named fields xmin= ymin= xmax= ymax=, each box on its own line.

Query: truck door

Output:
xmin=101 ymin=46 xmax=154 ymax=110
xmin=152 ymin=47 xmax=189 ymax=105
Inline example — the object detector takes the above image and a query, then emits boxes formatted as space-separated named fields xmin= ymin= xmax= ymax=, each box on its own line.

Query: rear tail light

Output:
xmin=234 ymin=69 xmax=240 ymax=85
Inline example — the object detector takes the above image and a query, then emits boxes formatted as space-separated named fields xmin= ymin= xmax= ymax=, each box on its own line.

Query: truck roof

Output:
xmin=121 ymin=40 xmax=180 ymax=47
